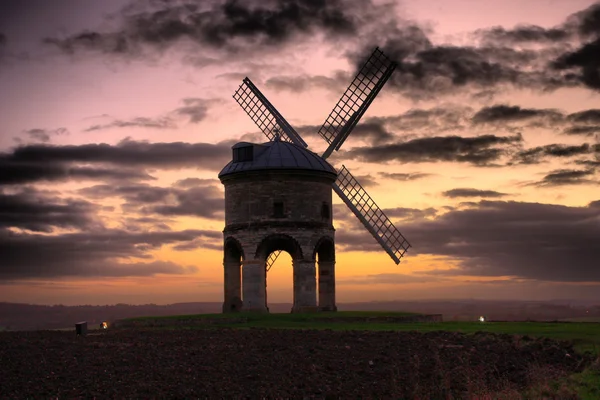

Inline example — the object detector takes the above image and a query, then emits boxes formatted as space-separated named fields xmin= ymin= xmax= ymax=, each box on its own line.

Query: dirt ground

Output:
xmin=0 ymin=328 xmax=593 ymax=398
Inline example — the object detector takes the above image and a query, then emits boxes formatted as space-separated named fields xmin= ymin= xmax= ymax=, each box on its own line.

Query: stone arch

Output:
xmin=313 ymin=236 xmax=335 ymax=262
xmin=223 ymin=236 xmax=243 ymax=313
xmin=255 ymin=233 xmax=304 ymax=261
xmin=314 ymin=236 xmax=337 ymax=312
xmin=224 ymin=236 xmax=244 ymax=262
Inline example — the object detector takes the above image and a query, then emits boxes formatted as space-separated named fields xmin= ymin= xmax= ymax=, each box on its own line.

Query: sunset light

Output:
xmin=0 ymin=0 xmax=599 ymax=307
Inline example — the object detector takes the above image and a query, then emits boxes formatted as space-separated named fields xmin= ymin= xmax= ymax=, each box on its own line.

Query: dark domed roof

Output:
xmin=218 ymin=138 xmax=337 ymax=179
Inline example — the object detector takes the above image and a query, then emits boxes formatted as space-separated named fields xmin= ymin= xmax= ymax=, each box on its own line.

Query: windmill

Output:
xmin=232 ymin=47 xmax=411 ymax=271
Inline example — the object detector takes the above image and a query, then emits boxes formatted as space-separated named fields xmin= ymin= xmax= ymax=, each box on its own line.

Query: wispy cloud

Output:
xmin=442 ymin=188 xmax=508 ymax=198
xmin=534 ymin=168 xmax=597 ymax=186
xmin=84 ymin=117 xmax=176 ymax=132
xmin=20 ymin=127 xmax=69 ymax=143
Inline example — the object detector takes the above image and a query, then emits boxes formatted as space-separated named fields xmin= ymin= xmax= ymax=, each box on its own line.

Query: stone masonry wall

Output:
xmin=222 ymin=171 xmax=337 ymax=313
xmin=224 ymin=172 xmax=334 ymax=227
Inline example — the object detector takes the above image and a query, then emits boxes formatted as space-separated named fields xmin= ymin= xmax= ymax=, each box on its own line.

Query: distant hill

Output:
xmin=1 ymin=300 xmax=599 ymax=331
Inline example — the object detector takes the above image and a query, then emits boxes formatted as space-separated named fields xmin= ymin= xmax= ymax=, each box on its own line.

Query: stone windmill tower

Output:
xmin=219 ymin=48 xmax=411 ymax=313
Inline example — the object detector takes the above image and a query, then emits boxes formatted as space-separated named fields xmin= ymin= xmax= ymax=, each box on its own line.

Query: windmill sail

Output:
xmin=333 ymin=165 xmax=410 ymax=264
xmin=266 ymin=250 xmax=281 ymax=272
xmin=233 ymin=78 xmax=307 ymax=148
xmin=319 ymin=47 xmax=396 ymax=159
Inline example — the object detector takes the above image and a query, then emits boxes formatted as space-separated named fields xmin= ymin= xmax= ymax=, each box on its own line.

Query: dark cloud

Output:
xmin=80 ymin=184 xmax=171 ymax=205
xmin=80 ymin=180 xmax=224 ymax=219
xmin=44 ymin=0 xmax=359 ymax=57
xmin=374 ymin=106 xmax=471 ymax=133
xmin=333 ymin=204 xmax=435 ymax=253
xmin=265 ymin=72 xmax=347 ymax=93
xmin=563 ymin=126 xmax=600 ymax=136
xmin=379 ymin=172 xmax=432 ymax=181
xmin=172 ymin=238 xmax=223 ymax=252
xmin=2 ymin=138 xmax=231 ymax=172
xmin=173 ymin=98 xmax=210 ymax=123
xmin=478 ymin=25 xmax=570 ymax=43
xmin=120 ymin=216 xmax=173 ymax=232
xmin=331 ymin=200 xmax=600 ymax=282
xmin=334 ymin=228 xmax=380 ymax=253
xmin=41 ymin=0 xmax=600 ymax=98
xmin=472 ymin=105 xmax=562 ymax=124
xmin=442 ymin=188 xmax=508 ymax=199
xmin=84 ymin=98 xmax=220 ymax=131
xmin=575 ymin=3 xmax=600 ymax=37
xmin=344 ymin=122 xmax=395 ymax=145
xmin=352 ymin=174 xmax=378 ymax=188
xmin=0 ymin=139 xmax=231 ymax=188
xmin=553 ymin=37 xmax=600 ymax=90
xmin=567 ymin=109 xmax=600 ymax=124
xmin=0 ymin=228 xmax=220 ymax=279
xmin=575 ymin=159 xmax=600 ymax=168
xmin=349 ymin=105 xmax=598 ymax=144
xmin=0 ymin=161 xmax=155 ymax=186
xmin=24 ymin=130 xmax=47 ymax=142
xmin=0 ymin=32 xmax=6 ymax=46
xmin=173 ymin=177 xmax=218 ymax=188
xmin=471 ymin=4 xmax=600 ymax=92
xmin=296 ymin=120 xmax=394 ymax=147
xmin=351 ymin=2 xmax=600 ymax=97
xmin=347 ymin=134 xmax=522 ymax=166
xmin=21 ymin=128 xmax=68 ymax=143
xmin=0 ymin=188 xmax=101 ymax=233
xmin=515 ymin=143 xmax=593 ymax=165
xmin=384 ymin=207 xmax=437 ymax=220
xmin=147 ymin=184 xmax=223 ymax=219
xmin=536 ymin=168 xmax=597 ymax=186
xmin=84 ymin=116 xmax=176 ymax=132
xmin=405 ymin=200 xmax=600 ymax=282
xmin=372 ymin=41 xmax=554 ymax=99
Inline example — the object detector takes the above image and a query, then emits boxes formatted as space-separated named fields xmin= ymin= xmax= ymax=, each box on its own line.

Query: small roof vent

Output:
xmin=233 ymin=143 xmax=253 ymax=163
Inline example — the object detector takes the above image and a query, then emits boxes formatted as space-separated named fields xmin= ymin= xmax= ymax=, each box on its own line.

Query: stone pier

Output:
xmin=292 ymin=260 xmax=317 ymax=313
xmin=318 ymin=260 xmax=336 ymax=311
xmin=242 ymin=260 xmax=268 ymax=313
xmin=222 ymin=260 xmax=242 ymax=312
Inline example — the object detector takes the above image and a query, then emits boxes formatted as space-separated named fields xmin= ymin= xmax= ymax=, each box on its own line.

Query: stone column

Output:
xmin=242 ymin=259 xmax=268 ymax=313
xmin=291 ymin=260 xmax=317 ymax=313
xmin=222 ymin=261 xmax=242 ymax=313
xmin=318 ymin=261 xmax=337 ymax=311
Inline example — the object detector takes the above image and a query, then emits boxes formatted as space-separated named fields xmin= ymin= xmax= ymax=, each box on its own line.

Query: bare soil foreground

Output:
xmin=0 ymin=328 xmax=594 ymax=398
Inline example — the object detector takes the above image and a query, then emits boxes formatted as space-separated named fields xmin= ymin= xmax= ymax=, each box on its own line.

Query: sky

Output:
xmin=0 ymin=0 xmax=599 ymax=306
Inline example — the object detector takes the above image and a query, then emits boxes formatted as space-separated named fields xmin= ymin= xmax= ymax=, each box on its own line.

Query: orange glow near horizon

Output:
xmin=1 ymin=0 xmax=599 ymax=306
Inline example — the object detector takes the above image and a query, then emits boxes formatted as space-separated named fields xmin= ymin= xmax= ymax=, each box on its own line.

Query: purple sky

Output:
xmin=0 ymin=0 xmax=599 ymax=306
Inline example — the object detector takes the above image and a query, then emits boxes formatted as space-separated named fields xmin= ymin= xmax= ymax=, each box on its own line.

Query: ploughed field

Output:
xmin=1 ymin=327 xmax=596 ymax=398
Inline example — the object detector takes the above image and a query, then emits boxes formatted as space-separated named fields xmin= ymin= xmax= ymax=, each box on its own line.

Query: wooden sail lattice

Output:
xmin=319 ymin=48 xmax=396 ymax=159
xmin=233 ymin=77 xmax=307 ymax=147
xmin=333 ymin=165 xmax=410 ymax=264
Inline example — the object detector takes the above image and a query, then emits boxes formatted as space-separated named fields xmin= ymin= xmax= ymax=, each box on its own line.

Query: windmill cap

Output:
xmin=219 ymin=140 xmax=337 ymax=179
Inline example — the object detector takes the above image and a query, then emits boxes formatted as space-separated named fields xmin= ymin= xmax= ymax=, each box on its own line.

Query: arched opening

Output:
xmin=265 ymin=251 xmax=293 ymax=311
xmin=223 ymin=237 xmax=243 ymax=313
xmin=255 ymin=234 xmax=303 ymax=260
xmin=314 ymin=237 xmax=336 ymax=312
xmin=255 ymin=234 xmax=315 ymax=313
